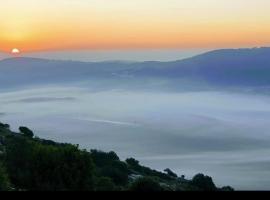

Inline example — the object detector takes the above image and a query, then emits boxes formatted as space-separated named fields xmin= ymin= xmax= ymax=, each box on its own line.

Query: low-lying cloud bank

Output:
xmin=1 ymin=86 xmax=270 ymax=189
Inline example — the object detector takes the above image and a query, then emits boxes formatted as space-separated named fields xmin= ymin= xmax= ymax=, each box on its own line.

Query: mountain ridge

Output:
xmin=1 ymin=47 xmax=270 ymax=91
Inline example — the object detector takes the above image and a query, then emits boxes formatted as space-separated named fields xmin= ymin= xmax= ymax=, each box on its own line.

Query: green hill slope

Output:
xmin=0 ymin=122 xmax=233 ymax=191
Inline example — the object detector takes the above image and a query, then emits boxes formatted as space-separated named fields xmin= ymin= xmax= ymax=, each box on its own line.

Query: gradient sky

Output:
xmin=1 ymin=0 xmax=270 ymax=53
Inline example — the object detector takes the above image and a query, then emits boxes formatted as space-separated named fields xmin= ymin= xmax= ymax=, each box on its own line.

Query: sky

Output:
xmin=0 ymin=0 xmax=270 ymax=53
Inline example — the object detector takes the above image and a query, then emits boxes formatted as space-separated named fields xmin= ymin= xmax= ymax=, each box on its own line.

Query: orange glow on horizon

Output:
xmin=1 ymin=0 xmax=270 ymax=52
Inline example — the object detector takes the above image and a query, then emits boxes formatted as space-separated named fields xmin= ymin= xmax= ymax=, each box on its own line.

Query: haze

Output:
xmin=1 ymin=85 xmax=270 ymax=190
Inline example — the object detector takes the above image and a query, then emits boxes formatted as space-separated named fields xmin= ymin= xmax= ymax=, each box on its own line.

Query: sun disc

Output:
xmin=11 ymin=48 xmax=20 ymax=54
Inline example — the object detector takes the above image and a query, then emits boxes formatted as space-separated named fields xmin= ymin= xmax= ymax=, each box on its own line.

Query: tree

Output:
xmin=95 ymin=177 xmax=116 ymax=191
xmin=19 ymin=127 xmax=34 ymax=138
xmin=126 ymin=158 xmax=142 ymax=172
xmin=221 ymin=186 xmax=234 ymax=191
xmin=90 ymin=150 xmax=120 ymax=167
xmin=129 ymin=177 xmax=164 ymax=191
xmin=0 ymin=123 xmax=10 ymax=130
xmin=5 ymin=135 xmax=95 ymax=191
xmin=164 ymin=168 xmax=178 ymax=178
xmin=191 ymin=173 xmax=217 ymax=191
xmin=100 ymin=161 xmax=129 ymax=186
xmin=126 ymin=158 xmax=140 ymax=167
xmin=0 ymin=163 xmax=10 ymax=191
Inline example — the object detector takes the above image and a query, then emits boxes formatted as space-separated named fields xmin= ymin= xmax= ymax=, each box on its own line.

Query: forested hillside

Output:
xmin=0 ymin=122 xmax=234 ymax=191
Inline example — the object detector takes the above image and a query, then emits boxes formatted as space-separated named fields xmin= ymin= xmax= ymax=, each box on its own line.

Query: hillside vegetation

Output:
xmin=0 ymin=122 xmax=234 ymax=191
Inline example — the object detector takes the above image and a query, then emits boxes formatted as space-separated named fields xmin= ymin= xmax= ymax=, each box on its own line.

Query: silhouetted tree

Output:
xmin=90 ymin=150 xmax=119 ymax=167
xmin=19 ymin=127 xmax=34 ymax=138
xmin=221 ymin=186 xmax=234 ymax=191
xmin=192 ymin=173 xmax=217 ymax=191
xmin=126 ymin=158 xmax=140 ymax=167
xmin=0 ymin=123 xmax=10 ymax=130
xmin=164 ymin=168 xmax=178 ymax=178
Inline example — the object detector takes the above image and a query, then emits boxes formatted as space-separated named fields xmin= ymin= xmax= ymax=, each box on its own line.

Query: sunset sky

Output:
xmin=1 ymin=0 xmax=270 ymax=53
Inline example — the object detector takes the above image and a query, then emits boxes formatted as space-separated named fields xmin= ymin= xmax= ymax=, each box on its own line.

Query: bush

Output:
xmin=91 ymin=150 xmax=129 ymax=186
xmin=0 ymin=123 xmax=10 ymax=130
xmin=0 ymin=163 xmax=10 ymax=191
xmin=19 ymin=127 xmax=34 ymax=138
xmin=100 ymin=161 xmax=129 ymax=186
xmin=91 ymin=150 xmax=119 ymax=167
xmin=126 ymin=158 xmax=140 ymax=167
xmin=5 ymin=135 xmax=95 ymax=191
xmin=95 ymin=177 xmax=116 ymax=191
xmin=191 ymin=173 xmax=217 ymax=191
xmin=129 ymin=177 xmax=164 ymax=191
xmin=221 ymin=186 xmax=234 ymax=191
xmin=164 ymin=168 xmax=178 ymax=178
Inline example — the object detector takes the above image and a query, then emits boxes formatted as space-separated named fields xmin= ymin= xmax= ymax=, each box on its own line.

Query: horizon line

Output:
xmin=0 ymin=46 xmax=269 ymax=63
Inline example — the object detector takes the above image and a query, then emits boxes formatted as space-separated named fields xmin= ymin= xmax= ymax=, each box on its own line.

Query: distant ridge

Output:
xmin=129 ymin=47 xmax=270 ymax=86
xmin=1 ymin=47 xmax=270 ymax=90
xmin=1 ymin=46 xmax=270 ymax=63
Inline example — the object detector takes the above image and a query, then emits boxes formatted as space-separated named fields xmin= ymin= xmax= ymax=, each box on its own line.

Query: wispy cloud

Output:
xmin=0 ymin=112 xmax=5 ymax=116
xmin=9 ymin=97 xmax=76 ymax=104
xmin=79 ymin=118 xmax=140 ymax=127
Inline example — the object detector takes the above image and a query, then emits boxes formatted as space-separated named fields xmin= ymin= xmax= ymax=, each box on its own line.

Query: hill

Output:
xmin=1 ymin=47 xmax=270 ymax=91
xmin=136 ymin=47 xmax=270 ymax=86
xmin=0 ymin=122 xmax=234 ymax=191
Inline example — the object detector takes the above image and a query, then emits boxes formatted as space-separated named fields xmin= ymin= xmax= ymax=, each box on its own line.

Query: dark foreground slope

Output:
xmin=0 ymin=122 xmax=234 ymax=191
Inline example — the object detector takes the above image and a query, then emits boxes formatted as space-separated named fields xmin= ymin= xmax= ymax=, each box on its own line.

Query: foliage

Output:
xmin=129 ymin=177 xmax=164 ymax=191
xmin=91 ymin=150 xmax=120 ymax=167
xmin=91 ymin=150 xmax=129 ymax=186
xmin=126 ymin=158 xmax=173 ymax=181
xmin=0 ymin=162 xmax=11 ymax=191
xmin=164 ymin=168 xmax=178 ymax=178
xmin=95 ymin=177 xmax=116 ymax=191
xmin=19 ymin=127 xmax=34 ymax=138
xmin=191 ymin=173 xmax=217 ymax=191
xmin=4 ymin=134 xmax=95 ymax=191
xmin=126 ymin=158 xmax=140 ymax=167
xmin=0 ymin=123 xmax=10 ymax=130
xmin=220 ymin=186 xmax=235 ymax=191
xmin=0 ymin=123 xmax=234 ymax=191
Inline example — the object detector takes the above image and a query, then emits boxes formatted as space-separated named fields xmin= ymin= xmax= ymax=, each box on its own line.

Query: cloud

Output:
xmin=10 ymin=97 xmax=76 ymax=103
xmin=78 ymin=118 xmax=140 ymax=127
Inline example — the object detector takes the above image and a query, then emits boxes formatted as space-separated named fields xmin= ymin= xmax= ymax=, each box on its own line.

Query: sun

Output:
xmin=11 ymin=48 xmax=20 ymax=54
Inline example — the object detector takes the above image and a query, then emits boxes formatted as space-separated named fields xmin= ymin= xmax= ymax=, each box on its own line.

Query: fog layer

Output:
xmin=1 ymin=86 xmax=270 ymax=190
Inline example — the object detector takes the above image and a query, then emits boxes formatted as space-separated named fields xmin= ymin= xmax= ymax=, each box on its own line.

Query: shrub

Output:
xmin=19 ymin=127 xmax=34 ymax=138
xmin=191 ymin=173 xmax=217 ymax=191
xmin=129 ymin=177 xmax=164 ymax=191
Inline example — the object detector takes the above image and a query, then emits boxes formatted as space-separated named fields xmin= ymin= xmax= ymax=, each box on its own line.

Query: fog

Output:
xmin=1 ymin=86 xmax=270 ymax=190
xmin=1 ymin=49 xmax=209 ymax=62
